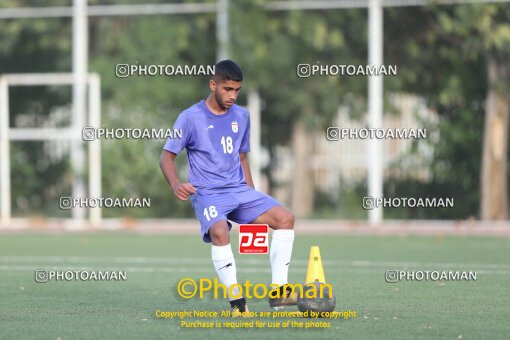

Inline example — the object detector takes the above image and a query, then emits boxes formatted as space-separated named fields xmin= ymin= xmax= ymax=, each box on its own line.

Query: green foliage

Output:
xmin=381 ymin=4 xmax=509 ymax=219
xmin=87 ymin=9 xmax=219 ymax=217
xmin=0 ymin=11 xmax=72 ymax=216
xmin=98 ymin=105 xmax=195 ymax=218
xmin=3 ymin=1 xmax=509 ymax=219
xmin=232 ymin=1 xmax=368 ymax=145
xmin=90 ymin=1 xmax=371 ymax=217
xmin=311 ymin=187 xmax=367 ymax=219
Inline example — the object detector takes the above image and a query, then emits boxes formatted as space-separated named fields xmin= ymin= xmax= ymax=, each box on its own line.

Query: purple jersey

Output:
xmin=163 ymin=99 xmax=251 ymax=194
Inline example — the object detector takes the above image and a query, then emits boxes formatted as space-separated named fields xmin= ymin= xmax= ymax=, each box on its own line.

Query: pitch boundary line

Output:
xmin=0 ymin=264 xmax=509 ymax=275
xmin=0 ymin=256 xmax=509 ymax=270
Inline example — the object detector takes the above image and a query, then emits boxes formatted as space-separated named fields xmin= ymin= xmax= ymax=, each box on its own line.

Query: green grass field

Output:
xmin=1 ymin=233 xmax=509 ymax=339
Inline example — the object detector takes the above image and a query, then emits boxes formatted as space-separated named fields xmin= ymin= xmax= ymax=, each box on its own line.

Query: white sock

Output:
xmin=270 ymin=229 xmax=295 ymax=286
xmin=211 ymin=244 xmax=241 ymax=301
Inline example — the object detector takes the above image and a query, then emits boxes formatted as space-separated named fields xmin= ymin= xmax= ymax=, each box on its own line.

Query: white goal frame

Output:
xmin=0 ymin=73 xmax=101 ymax=227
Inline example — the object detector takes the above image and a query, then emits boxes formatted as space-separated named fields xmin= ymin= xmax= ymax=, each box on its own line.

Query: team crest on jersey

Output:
xmin=231 ymin=121 xmax=238 ymax=133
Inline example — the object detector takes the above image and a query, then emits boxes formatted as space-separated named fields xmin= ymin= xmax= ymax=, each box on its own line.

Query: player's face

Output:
xmin=210 ymin=79 xmax=242 ymax=110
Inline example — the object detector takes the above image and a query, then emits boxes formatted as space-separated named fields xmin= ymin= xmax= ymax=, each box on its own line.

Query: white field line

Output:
xmin=0 ymin=256 xmax=509 ymax=270
xmin=0 ymin=265 xmax=270 ymax=273
xmin=1 ymin=265 xmax=509 ymax=275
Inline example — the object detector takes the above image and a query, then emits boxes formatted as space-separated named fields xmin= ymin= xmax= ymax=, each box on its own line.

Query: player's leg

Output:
xmin=250 ymin=206 xmax=295 ymax=286
xmin=209 ymin=220 xmax=248 ymax=316
xmin=250 ymin=205 xmax=295 ymax=230
xmin=249 ymin=206 xmax=296 ymax=308
xmin=192 ymin=193 xmax=248 ymax=316
xmin=208 ymin=220 xmax=239 ymax=300
xmin=228 ymin=191 xmax=296 ymax=309
xmin=209 ymin=220 xmax=231 ymax=246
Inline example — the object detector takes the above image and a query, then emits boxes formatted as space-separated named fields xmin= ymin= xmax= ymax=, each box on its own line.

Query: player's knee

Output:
xmin=279 ymin=211 xmax=295 ymax=229
xmin=210 ymin=232 xmax=230 ymax=245
xmin=209 ymin=223 xmax=230 ymax=245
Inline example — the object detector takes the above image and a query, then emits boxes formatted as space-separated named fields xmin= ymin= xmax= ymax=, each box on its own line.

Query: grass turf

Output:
xmin=1 ymin=233 xmax=509 ymax=339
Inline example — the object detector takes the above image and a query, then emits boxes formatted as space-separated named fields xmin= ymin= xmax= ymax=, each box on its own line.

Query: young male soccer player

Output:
xmin=160 ymin=60 xmax=296 ymax=316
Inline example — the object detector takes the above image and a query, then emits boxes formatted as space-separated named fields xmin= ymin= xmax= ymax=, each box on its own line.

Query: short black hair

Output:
xmin=214 ymin=60 xmax=243 ymax=82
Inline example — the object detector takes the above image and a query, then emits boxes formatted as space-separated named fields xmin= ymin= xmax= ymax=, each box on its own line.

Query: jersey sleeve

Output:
xmin=163 ymin=111 xmax=191 ymax=155
xmin=239 ymin=114 xmax=251 ymax=153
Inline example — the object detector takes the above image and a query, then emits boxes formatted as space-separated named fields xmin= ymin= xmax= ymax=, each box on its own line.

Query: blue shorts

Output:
xmin=190 ymin=186 xmax=281 ymax=243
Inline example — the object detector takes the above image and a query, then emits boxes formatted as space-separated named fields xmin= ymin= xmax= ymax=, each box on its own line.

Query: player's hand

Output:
xmin=173 ymin=183 xmax=197 ymax=201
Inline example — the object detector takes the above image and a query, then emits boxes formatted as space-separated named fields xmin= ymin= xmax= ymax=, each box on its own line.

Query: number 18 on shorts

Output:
xmin=239 ymin=224 xmax=269 ymax=254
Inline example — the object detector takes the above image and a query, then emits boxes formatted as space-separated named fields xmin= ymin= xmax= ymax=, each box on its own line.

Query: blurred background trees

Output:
xmin=1 ymin=0 xmax=509 ymax=220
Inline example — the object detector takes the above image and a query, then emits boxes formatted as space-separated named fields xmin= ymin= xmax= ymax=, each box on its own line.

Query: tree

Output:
xmin=430 ymin=4 xmax=510 ymax=219
xmin=384 ymin=4 xmax=510 ymax=220
xmin=0 ymin=10 xmax=72 ymax=216
xmin=89 ymin=8 xmax=218 ymax=217
xmin=231 ymin=1 xmax=367 ymax=216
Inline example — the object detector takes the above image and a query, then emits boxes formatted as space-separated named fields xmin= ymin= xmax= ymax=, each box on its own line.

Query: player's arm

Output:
xmin=240 ymin=152 xmax=254 ymax=189
xmin=159 ymin=150 xmax=196 ymax=201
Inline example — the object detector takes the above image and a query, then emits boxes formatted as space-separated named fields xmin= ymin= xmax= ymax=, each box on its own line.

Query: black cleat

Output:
xmin=268 ymin=284 xmax=299 ymax=310
xmin=230 ymin=297 xmax=250 ymax=317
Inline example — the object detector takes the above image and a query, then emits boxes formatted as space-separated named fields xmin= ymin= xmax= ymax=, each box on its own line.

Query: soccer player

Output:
xmin=160 ymin=60 xmax=296 ymax=316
